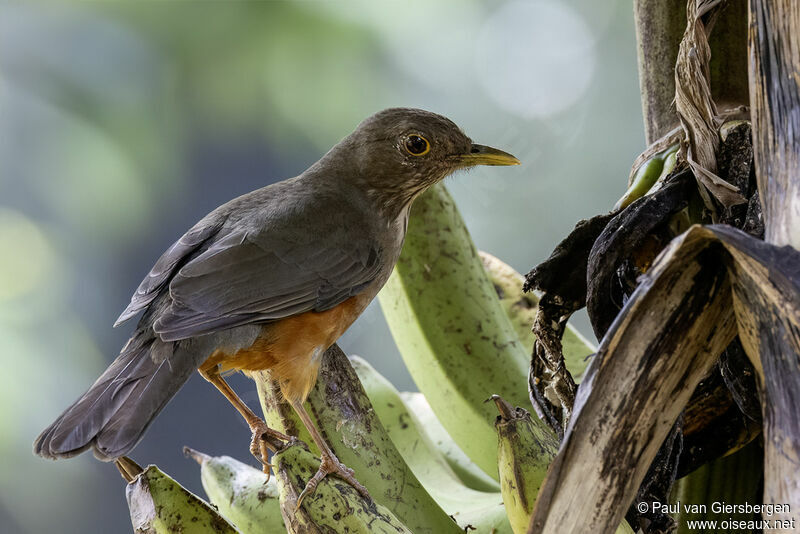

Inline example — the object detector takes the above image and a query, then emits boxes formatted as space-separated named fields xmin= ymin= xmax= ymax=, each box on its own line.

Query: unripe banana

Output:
xmin=379 ymin=184 xmax=535 ymax=480
xmin=662 ymin=148 xmax=679 ymax=180
xmin=491 ymin=398 xmax=636 ymax=534
xmin=253 ymin=344 xmax=462 ymax=534
xmin=184 ymin=447 xmax=285 ymax=534
xmin=125 ymin=463 xmax=239 ymax=534
xmin=493 ymin=396 xmax=558 ymax=534
xmin=479 ymin=251 xmax=595 ymax=380
xmin=479 ymin=251 xmax=539 ymax=345
xmin=273 ymin=443 xmax=413 ymax=534
xmin=399 ymin=391 xmax=501 ymax=493
xmin=352 ymin=356 xmax=512 ymax=533
xmin=615 ymin=143 xmax=680 ymax=210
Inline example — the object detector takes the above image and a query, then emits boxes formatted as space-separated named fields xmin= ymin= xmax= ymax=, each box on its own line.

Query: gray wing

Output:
xmin=114 ymin=218 xmax=223 ymax=327
xmin=151 ymin=217 xmax=383 ymax=342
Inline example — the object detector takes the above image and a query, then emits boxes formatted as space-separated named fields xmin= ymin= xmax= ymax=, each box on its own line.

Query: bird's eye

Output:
xmin=404 ymin=134 xmax=430 ymax=156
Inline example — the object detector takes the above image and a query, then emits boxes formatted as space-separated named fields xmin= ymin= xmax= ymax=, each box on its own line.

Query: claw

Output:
xmin=248 ymin=419 xmax=290 ymax=482
xmin=295 ymin=452 xmax=370 ymax=510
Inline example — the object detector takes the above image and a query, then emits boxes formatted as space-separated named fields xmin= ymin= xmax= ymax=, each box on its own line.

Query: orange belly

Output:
xmin=199 ymin=295 xmax=365 ymax=403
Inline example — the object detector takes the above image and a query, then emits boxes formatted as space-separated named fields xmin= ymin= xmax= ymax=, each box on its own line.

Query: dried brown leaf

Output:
xmin=675 ymin=0 xmax=746 ymax=211
xmin=527 ymin=224 xmax=800 ymax=533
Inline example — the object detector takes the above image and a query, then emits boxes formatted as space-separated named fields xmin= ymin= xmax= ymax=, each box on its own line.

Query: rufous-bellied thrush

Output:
xmin=34 ymin=108 xmax=519 ymax=502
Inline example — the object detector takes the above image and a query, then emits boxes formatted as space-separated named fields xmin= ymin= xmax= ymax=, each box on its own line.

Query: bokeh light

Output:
xmin=0 ymin=210 xmax=53 ymax=302
xmin=476 ymin=0 xmax=596 ymax=118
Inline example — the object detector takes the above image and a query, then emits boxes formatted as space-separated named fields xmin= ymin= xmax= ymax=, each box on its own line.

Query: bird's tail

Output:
xmin=34 ymin=329 xmax=201 ymax=461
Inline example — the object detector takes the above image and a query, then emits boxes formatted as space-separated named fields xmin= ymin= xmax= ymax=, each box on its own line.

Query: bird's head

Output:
xmin=320 ymin=108 xmax=519 ymax=216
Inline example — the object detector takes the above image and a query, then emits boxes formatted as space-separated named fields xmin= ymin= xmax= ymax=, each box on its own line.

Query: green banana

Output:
xmin=125 ymin=463 xmax=239 ymax=534
xmin=400 ymin=390 xmax=501 ymax=493
xmin=662 ymin=148 xmax=679 ymax=180
xmin=615 ymin=143 xmax=680 ymax=210
xmin=479 ymin=251 xmax=595 ymax=381
xmin=273 ymin=443 xmax=413 ymax=534
xmin=378 ymin=183 xmax=551 ymax=479
xmin=253 ymin=344 xmax=463 ymax=534
xmin=491 ymin=397 xmax=636 ymax=534
xmin=492 ymin=396 xmax=558 ymax=534
xmin=184 ymin=447 xmax=286 ymax=534
xmin=479 ymin=250 xmax=538 ymax=346
xmin=378 ymin=184 xmax=529 ymax=479
xmin=351 ymin=355 xmax=512 ymax=533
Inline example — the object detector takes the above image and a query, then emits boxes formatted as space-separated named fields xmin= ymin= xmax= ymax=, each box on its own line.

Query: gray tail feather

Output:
xmin=34 ymin=330 xmax=200 ymax=461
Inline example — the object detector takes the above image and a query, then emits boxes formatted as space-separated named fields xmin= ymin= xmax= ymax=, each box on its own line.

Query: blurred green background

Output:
xmin=0 ymin=1 xmax=644 ymax=532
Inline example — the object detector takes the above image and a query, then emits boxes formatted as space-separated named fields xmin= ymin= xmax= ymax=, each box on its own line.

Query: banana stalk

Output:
xmin=493 ymin=396 xmax=558 ymax=534
xmin=184 ymin=447 xmax=286 ymax=534
xmin=479 ymin=251 xmax=595 ymax=380
xmin=125 ymin=462 xmax=239 ymax=534
xmin=273 ymin=443 xmax=413 ymax=534
xmin=253 ymin=344 xmax=462 ymax=534
xmin=378 ymin=183 xmax=541 ymax=479
xmin=352 ymin=356 xmax=512 ymax=533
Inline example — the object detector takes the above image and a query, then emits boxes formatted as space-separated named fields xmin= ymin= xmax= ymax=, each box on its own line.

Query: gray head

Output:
xmin=316 ymin=108 xmax=519 ymax=215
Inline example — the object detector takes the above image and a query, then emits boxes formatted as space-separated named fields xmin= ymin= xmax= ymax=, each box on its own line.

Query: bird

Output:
xmin=33 ymin=107 xmax=519 ymax=502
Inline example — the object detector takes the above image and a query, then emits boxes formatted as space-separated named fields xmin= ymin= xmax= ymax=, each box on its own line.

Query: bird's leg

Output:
xmin=288 ymin=398 xmax=370 ymax=507
xmin=198 ymin=366 xmax=290 ymax=474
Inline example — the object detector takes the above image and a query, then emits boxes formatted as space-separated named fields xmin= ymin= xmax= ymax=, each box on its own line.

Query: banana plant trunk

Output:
xmin=745 ymin=0 xmax=800 ymax=519
xmin=527 ymin=1 xmax=799 ymax=533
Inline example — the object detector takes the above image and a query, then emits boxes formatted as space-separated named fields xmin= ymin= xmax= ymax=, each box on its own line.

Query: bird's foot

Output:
xmin=249 ymin=419 xmax=291 ymax=477
xmin=296 ymin=451 xmax=370 ymax=509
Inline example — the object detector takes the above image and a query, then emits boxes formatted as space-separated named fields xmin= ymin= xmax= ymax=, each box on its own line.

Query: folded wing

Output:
xmin=153 ymin=218 xmax=382 ymax=341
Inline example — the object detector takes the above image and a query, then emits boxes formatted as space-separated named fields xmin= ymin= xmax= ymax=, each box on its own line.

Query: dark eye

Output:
xmin=404 ymin=134 xmax=430 ymax=156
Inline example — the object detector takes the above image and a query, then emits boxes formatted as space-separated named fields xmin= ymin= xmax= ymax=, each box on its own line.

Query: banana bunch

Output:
xmin=120 ymin=183 xmax=604 ymax=533
xmin=378 ymin=183 xmax=593 ymax=479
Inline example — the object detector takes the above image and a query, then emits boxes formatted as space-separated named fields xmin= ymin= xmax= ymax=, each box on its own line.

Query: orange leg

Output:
xmin=289 ymin=398 xmax=370 ymax=507
xmin=198 ymin=366 xmax=290 ymax=474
